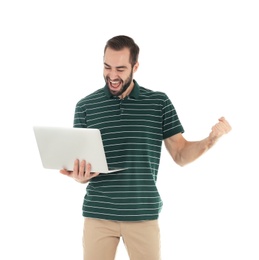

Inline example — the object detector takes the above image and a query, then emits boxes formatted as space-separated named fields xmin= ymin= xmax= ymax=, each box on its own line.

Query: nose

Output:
xmin=107 ymin=68 xmax=119 ymax=80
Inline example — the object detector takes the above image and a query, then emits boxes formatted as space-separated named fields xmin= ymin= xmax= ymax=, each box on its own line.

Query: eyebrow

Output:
xmin=104 ymin=62 xmax=128 ymax=69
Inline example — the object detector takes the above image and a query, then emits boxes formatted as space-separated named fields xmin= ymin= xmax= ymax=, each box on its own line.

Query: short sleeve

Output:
xmin=73 ymin=101 xmax=87 ymax=128
xmin=162 ymin=94 xmax=184 ymax=139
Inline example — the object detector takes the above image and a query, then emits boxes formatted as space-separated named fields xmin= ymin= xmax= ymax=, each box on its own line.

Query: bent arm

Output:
xmin=164 ymin=116 xmax=232 ymax=167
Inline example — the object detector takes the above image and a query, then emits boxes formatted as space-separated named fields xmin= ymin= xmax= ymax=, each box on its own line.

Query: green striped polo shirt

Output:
xmin=73 ymin=80 xmax=184 ymax=221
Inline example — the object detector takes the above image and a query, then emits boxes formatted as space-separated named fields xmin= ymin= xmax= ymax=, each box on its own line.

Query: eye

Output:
xmin=117 ymin=69 xmax=125 ymax=72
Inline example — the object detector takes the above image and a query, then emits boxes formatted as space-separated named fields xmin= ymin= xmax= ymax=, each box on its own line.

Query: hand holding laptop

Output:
xmin=33 ymin=126 xmax=127 ymax=174
xmin=60 ymin=159 xmax=100 ymax=184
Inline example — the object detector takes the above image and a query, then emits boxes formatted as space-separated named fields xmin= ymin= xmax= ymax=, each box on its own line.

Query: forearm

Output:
xmin=165 ymin=117 xmax=231 ymax=167
xmin=175 ymin=136 xmax=218 ymax=166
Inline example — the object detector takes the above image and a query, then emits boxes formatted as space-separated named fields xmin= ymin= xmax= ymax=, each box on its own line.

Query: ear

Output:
xmin=133 ymin=62 xmax=139 ymax=73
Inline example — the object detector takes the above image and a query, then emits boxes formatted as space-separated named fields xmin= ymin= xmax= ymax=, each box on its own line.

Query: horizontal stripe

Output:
xmin=73 ymin=80 xmax=184 ymax=221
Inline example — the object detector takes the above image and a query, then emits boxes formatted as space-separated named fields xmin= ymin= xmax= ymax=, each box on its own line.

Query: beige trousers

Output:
xmin=83 ymin=217 xmax=161 ymax=260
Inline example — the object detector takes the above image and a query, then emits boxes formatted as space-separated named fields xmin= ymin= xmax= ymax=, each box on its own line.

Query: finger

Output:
xmin=85 ymin=164 xmax=100 ymax=180
xmin=84 ymin=163 xmax=92 ymax=179
xmin=73 ymin=159 xmax=80 ymax=174
xmin=60 ymin=169 xmax=73 ymax=177
xmin=219 ymin=119 xmax=231 ymax=131
xmin=218 ymin=117 xmax=232 ymax=131
xmin=90 ymin=172 xmax=100 ymax=179
xmin=60 ymin=169 xmax=69 ymax=176
xmin=214 ymin=122 xmax=230 ymax=135
xmin=79 ymin=160 xmax=86 ymax=178
xmin=223 ymin=120 xmax=232 ymax=133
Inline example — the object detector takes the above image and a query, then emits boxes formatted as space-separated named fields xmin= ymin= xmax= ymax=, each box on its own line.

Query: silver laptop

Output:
xmin=33 ymin=126 xmax=126 ymax=173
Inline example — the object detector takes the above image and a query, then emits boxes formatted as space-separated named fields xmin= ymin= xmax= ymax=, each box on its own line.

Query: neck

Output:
xmin=119 ymin=81 xmax=134 ymax=99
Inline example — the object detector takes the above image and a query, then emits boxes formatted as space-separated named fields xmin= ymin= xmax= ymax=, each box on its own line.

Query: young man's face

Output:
xmin=103 ymin=47 xmax=138 ymax=97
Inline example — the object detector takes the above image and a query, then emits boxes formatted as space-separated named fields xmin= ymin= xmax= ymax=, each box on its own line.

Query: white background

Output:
xmin=1 ymin=0 xmax=258 ymax=259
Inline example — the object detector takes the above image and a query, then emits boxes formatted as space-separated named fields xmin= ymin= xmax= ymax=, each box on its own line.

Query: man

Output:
xmin=60 ymin=35 xmax=232 ymax=260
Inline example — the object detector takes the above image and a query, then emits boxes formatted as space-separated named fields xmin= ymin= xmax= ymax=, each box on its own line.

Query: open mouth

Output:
xmin=109 ymin=79 xmax=122 ymax=90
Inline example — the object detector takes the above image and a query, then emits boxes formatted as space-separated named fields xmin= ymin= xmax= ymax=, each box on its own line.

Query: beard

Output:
xmin=104 ymin=70 xmax=133 ymax=97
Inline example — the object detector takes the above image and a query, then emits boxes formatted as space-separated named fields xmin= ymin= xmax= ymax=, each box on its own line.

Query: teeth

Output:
xmin=110 ymin=80 xmax=120 ymax=83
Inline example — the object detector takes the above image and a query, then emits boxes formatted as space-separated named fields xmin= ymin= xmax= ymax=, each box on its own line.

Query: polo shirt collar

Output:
xmin=103 ymin=80 xmax=140 ymax=99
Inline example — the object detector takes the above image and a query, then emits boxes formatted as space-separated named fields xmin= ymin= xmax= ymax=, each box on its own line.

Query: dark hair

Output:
xmin=104 ymin=35 xmax=139 ymax=67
